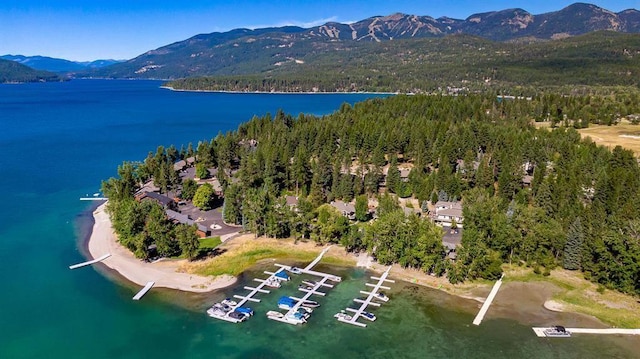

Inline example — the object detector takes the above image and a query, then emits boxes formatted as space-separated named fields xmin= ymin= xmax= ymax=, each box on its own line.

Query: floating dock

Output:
xmin=532 ymin=327 xmax=640 ymax=337
xmin=267 ymin=247 xmax=342 ymax=325
xmin=337 ymin=266 xmax=394 ymax=328
xmin=209 ymin=266 xmax=288 ymax=323
xmin=472 ymin=273 xmax=504 ymax=326
xmin=68 ymin=253 xmax=111 ymax=269
xmin=133 ymin=281 xmax=155 ymax=300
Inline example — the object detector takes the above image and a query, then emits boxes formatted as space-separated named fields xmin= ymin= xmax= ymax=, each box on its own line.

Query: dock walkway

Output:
xmin=267 ymin=247 xmax=342 ymax=325
xmin=211 ymin=266 xmax=288 ymax=323
xmin=532 ymin=327 xmax=640 ymax=337
xmin=337 ymin=266 xmax=394 ymax=328
xmin=133 ymin=281 xmax=155 ymax=300
xmin=69 ymin=253 xmax=111 ymax=269
xmin=472 ymin=273 xmax=504 ymax=326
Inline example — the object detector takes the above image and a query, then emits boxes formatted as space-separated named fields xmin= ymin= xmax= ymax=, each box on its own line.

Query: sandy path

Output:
xmin=88 ymin=203 xmax=236 ymax=293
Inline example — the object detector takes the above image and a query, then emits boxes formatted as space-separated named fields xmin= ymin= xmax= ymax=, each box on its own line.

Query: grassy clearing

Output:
xmin=578 ymin=122 xmax=640 ymax=155
xmin=198 ymin=236 xmax=222 ymax=250
xmin=504 ymin=265 xmax=640 ymax=328
xmin=187 ymin=237 xmax=354 ymax=277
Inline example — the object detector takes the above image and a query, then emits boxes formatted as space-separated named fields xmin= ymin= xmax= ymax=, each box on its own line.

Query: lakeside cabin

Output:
xmin=166 ymin=209 xmax=210 ymax=237
xmin=432 ymin=201 xmax=464 ymax=228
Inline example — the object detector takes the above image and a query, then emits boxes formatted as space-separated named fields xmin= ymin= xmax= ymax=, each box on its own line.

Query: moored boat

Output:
xmin=221 ymin=298 xmax=237 ymax=307
xmin=373 ymin=292 xmax=389 ymax=302
xmin=266 ymin=310 xmax=284 ymax=319
xmin=298 ymin=284 xmax=314 ymax=291
xmin=299 ymin=299 xmax=320 ymax=308
xmin=361 ymin=311 xmax=376 ymax=321
xmin=228 ymin=311 xmax=248 ymax=322
xmin=235 ymin=306 xmax=254 ymax=316
xmin=543 ymin=326 xmax=571 ymax=337
xmin=278 ymin=296 xmax=296 ymax=310
xmin=334 ymin=310 xmax=352 ymax=321
xmin=275 ymin=270 xmax=291 ymax=281
xmin=264 ymin=277 xmax=281 ymax=288
xmin=288 ymin=266 xmax=303 ymax=274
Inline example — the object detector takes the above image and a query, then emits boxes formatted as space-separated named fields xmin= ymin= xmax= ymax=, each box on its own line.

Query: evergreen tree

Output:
xmin=355 ymin=195 xmax=369 ymax=222
xmin=563 ymin=218 xmax=584 ymax=270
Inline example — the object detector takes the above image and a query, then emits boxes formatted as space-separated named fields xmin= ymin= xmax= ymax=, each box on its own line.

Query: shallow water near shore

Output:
xmin=1 ymin=80 xmax=638 ymax=358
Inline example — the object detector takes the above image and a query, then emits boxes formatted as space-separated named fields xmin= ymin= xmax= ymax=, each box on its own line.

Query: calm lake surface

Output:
xmin=0 ymin=80 xmax=636 ymax=358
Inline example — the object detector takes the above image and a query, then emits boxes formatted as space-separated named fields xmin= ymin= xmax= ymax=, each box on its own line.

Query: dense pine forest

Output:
xmin=103 ymin=93 xmax=640 ymax=296
xmin=165 ymin=32 xmax=640 ymax=94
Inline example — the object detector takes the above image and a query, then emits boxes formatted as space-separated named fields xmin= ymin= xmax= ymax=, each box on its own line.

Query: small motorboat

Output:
xmin=297 ymin=306 xmax=313 ymax=314
xmin=275 ymin=270 xmax=291 ymax=281
xmin=206 ymin=306 xmax=227 ymax=318
xmin=264 ymin=277 xmax=282 ymax=288
xmin=361 ymin=311 xmax=376 ymax=321
xmin=334 ymin=310 xmax=352 ymax=321
xmin=299 ymin=299 xmax=320 ymax=308
xmin=266 ymin=310 xmax=284 ymax=319
xmin=288 ymin=267 xmax=303 ymax=274
xmin=278 ymin=296 xmax=296 ymax=310
xmin=301 ymin=280 xmax=317 ymax=287
xmin=235 ymin=306 xmax=254 ymax=316
xmin=285 ymin=311 xmax=307 ymax=324
xmin=298 ymin=284 xmax=314 ymax=291
xmin=374 ymin=292 xmax=389 ymax=302
xmin=543 ymin=326 xmax=571 ymax=337
xmin=221 ymin=298 xmax=237 ymax=307
xmin=227 ymin=311 xmax=248 ymax=322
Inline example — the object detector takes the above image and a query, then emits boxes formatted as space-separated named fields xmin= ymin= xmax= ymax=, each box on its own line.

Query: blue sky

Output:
xmin=0 ymin=0 xmax=637 ymax=61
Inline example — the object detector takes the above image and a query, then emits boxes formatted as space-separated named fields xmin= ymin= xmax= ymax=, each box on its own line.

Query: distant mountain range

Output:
xmin=88 ymin=2 xmax=640 ymax=79
xmin=0 ymin=58 xmax=62 ymax=83
xmin=0 ymin=55 xmax=123 ymax=73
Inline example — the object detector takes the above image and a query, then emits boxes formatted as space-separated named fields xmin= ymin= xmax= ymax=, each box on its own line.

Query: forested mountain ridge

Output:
xmin=90 ymin=3 xmax=640 ymax=80
xmin=165 ymin=31 xmax=640 ymax=93
xmin=0 ymin=55 xmax=122 ymax=73
xmin=103 ymin=93 xmax=640 ymax=296
xmin=0 ymin=58 xmax=62 ymax=83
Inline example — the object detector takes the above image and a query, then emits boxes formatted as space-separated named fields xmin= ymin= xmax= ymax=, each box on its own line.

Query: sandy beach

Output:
xmin=87 ymin=202 xmax=236 ymax=292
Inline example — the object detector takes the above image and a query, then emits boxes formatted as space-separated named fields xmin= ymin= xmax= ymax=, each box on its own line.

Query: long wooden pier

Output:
xmin=532 ymin=327 xmax=640 ymax=337
xmin=133 ymin=281 xmax=155 ymax=300
xmin=472 ymin=273 xmax=504 ymax=326
xmin=337 ymin=266 xmax=394 ymax=328
xmin=68 ymin=253 xmax=111 ymax=269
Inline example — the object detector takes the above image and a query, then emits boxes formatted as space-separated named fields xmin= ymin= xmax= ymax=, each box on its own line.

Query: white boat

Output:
xmin=288 ymin=267 xmax=303 ymax=274
xmin=266 ymin=310 xmax=284 ymax=319
xmin=334 ymin=310 xmax=352 ymax=321
xmin=207 ymin=305 xmax=228 ymax=318
xmin=298 ymin=284 xmax=314 ymax=291
xmin=264 ymin=277 xmax=282 ymax=288
xmin=299 ymin=299 xmax=320 ymax=308
xmin=221 ymin=298 xmax=237 ymax=306
xmin=543 ymin=326 xmax=571 ymax=338
xmin=373 ymin=292 xmax=389 ymax=302
xmin=285 ymin=311 xmax=307 ymax=324
xmin=361 ymin=311 xmax=376 ymax=321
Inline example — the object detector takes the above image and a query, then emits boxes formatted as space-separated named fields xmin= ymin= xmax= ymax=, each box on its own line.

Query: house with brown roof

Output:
xmin=135 ymin=191 xmax=177 ymax=210
xmin=165 ymin=209 xmax=210 ymax=238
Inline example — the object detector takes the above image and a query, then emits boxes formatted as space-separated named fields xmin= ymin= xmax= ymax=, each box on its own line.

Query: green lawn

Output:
xmin=199 ymin=236 xmax=222 ymax=250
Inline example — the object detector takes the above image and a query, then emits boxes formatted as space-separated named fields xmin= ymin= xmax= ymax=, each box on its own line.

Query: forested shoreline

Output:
xmin=103 ymin=93 xmax=640 ymax=296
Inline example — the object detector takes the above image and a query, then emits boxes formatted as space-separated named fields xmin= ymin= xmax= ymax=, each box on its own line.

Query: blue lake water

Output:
xmin=0 ymin=80 xmax=637 ymax=358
